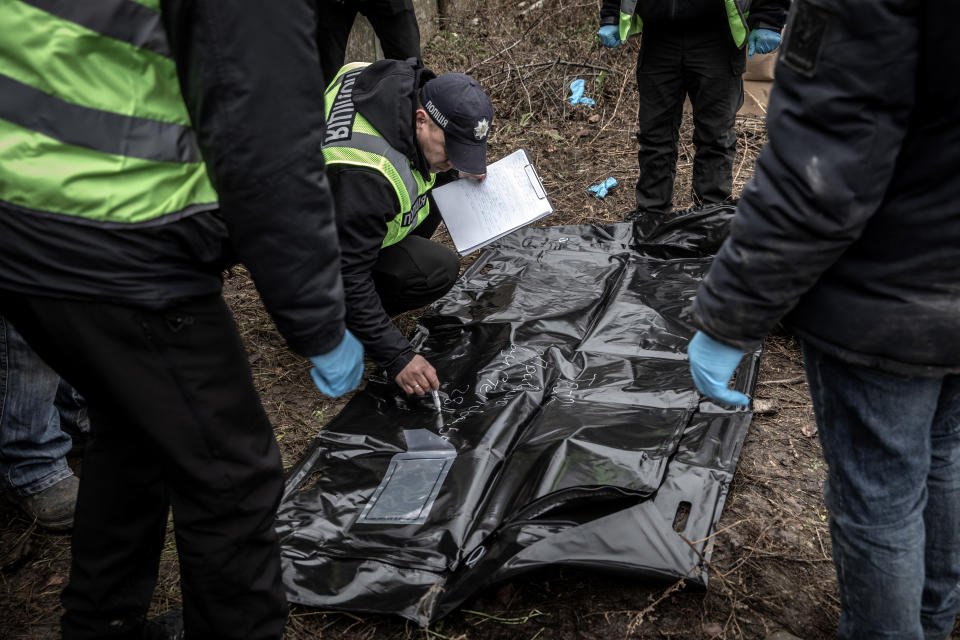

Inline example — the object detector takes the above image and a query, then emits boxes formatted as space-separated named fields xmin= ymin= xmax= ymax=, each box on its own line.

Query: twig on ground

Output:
xmin=758 ymin=376 xmax=806 ymax=386
xmin=465 ymin=11 xmax=550 ymax=74
xmin=690 ymin=517 xmax=749 ymax=545
xmin=627 ymin=578 xmax=688 ymax=635
xmin=739 ymin=547 xmax=833 ymax=563
xmin=590 ymin=60 xmax=632 ymax=145
xmin=679 ymin=533 xmax=740 ymax=598
xmin=461 ymin=609 xmax=546 ymax=625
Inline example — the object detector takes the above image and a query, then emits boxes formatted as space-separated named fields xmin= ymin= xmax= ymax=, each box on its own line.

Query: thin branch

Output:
xmin=678 ymin=533 xmax=740 ymax=596
xmin=590 ymin=58 xmax=632 ymax=144
xmin=511 ymin=59 xmax=614 ymax=73
xmin=464 ymin=1 xmax=597 ymax=74
xmin=465 ymin=11 xmax=550 ymax=75
xmin=495 ymin=16 xmax=533 ymax=115
xmin=758 ymin=375 xmax=805 ymax=386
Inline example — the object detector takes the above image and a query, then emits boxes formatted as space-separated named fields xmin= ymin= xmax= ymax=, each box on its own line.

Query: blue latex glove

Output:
xmin=597 ymin=25 xmax=621 ymax=48
xmin=687 ymin=331 xmax=750 ymax=406
xmin=568 ymin=79 xmax=595 ymax=106
xmin=747 ymin=28 xmax=781 ymax=58
xmin=309 ymin=330 xmax=364 ymax=397
xmin=587 ymin=177 xmax=618 ymax=198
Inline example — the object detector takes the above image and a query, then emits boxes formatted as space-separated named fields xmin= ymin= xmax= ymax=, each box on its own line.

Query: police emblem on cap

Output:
xmin=474 ymin=118 xmax=489 ymax=140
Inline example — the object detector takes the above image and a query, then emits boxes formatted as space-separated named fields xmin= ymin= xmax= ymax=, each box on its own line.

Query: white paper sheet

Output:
xmin=432 ymin=149 xmax=553 ymax=255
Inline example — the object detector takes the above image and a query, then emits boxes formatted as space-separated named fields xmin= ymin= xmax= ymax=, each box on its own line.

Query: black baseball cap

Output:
xmin=420 ymin=73 xmax=494 ymax=175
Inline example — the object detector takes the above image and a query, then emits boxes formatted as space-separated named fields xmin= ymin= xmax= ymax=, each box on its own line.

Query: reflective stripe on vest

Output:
xmin=724 ymin=0 xmax=750 ymax=48
xmin=618 ymin=0 xmax=641 ymax=42
xmin=618 ymin=0 xmax=750 ymax=48
xmin=321 ymin=63 xmax=435 ymax=248
xmin=0 ymin=0 xmax=217 ymax=226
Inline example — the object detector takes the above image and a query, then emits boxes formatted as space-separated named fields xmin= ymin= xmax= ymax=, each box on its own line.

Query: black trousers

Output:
xmin=634 ymin=26 xmax=745 ymax=215
xmin=0 ymin=293 xmax=287 ymax=640
xmin=372 ymin=211 xmax=460 ymax=316
xmin=316 ymin=0 xmax=421 ymax=83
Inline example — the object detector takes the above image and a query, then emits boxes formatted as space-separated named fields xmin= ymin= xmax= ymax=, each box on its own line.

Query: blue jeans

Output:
xmin=0 ymin=315 xmax=88 ymax=495
xmin=803 ymin=342 xmax=960 ymax=640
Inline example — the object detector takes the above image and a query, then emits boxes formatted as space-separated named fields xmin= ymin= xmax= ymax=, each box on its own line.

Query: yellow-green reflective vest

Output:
xmin=618 ymin=0 xmax=751 ymax=48
xmin=321 ymin=63 xmax=436 ymax=248
xmin=0 ymin=0 xmax=217 ymax=225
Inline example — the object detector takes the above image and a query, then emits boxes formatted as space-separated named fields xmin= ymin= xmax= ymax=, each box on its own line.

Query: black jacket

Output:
xmin=600 ymin=0 xmax=787 ymax=32
xmin=0 ymin=1 xmax=345 ymax=357
xmin=693 ymin=0 xmax=960 ymax=376
xmin=327 ymin=59 xmax=436 ymax=378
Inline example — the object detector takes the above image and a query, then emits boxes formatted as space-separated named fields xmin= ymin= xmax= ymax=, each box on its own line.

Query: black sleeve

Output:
xmin=160 ymin=0 xmax=346 ymax=357
xmin=747 ymin=0 xmax=791 ymax=31
xmin=330 ymin=168 xmax=415 ymax=377
xmin=599 ymin=0 xmax=621 ymax=26
xmin=692 ymin=0 xmax=919 ymax=349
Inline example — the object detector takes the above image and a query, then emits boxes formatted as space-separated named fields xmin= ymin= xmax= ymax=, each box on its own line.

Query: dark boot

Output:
xmin=13 ymin=474 xmax=78 ymax=530
xmin=143 ymin=609 xmax=184 ymax=640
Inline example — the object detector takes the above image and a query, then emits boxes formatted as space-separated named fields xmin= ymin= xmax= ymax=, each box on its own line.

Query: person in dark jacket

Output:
xmin=322 ymin=58 xmax=493 ymax=396
xmin=316 ymin=0 xmax=422 ymax=84
xmin=597 ymin=0 xmax=788 ymax=217
xmin=0 ymin=1 xmax=363 ymax=638
xmin=687 ymin=1 xmax=960 ymax=637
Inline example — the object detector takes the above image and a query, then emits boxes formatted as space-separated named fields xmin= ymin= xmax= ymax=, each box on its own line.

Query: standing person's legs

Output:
xmin=634 ymin=31 xmax=686 ymax=216
xmin=921 ymin=375 xmax=960 ymax=639
xmin=684 ymin=29 xmax=743 ymax=206
xmin=315 ymin=0 xmax=360 ymax=84
xmin=803 ymin=342 xmax=947 ymax=640
xmin=2 ymin=294 xmax=287 ymax=640
xmin=0 ymin=315 xmax=77 ymax=528
xmin=62 ymin=401 xmax=169 ymax=640
xmin=372 ymin=234 xmax=460 ymax=315
xmin=362 ymin=0 xmax=421 ymax=63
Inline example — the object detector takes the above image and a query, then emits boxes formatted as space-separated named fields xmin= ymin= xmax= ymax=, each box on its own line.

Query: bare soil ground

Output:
xmin=0 ymin=1 xmax=858 ymax=638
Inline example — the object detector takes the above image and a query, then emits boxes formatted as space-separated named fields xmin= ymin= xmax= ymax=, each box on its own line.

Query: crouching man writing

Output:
xmin=322 ymin=58 xmax=493 ymax=396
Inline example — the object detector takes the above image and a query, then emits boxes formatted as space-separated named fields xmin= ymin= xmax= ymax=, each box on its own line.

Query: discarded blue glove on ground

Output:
xmin=587 ymin=177 xmax=618 ymax=198
xmin=747 ymin=28 xmax=781 ymax=57
xmin=597 ymin=24 xmax=621 ymax=48
xmin=309 ymin=330 xmax=364 ymax=397
xmin=568 ymin=79 xmax=595 ymax=106
xmin=687 ymin=330 xmax=750 ymax=406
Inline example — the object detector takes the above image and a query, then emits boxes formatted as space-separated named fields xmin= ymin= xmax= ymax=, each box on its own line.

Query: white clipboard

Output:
xmin=431 ymin=149 xmax=554 ymax=255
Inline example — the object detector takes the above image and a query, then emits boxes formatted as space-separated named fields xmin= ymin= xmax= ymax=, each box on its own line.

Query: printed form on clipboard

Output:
xmin=432 ymin=149 xmax=553 ymax=255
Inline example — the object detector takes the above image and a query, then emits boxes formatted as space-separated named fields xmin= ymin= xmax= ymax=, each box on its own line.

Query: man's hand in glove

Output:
xmin=747 ymin=28 xmax=781 ymax=57
xmin=309 ymin=330 xmax=364 ymax=397
xmin=598 ymin=25 xmax=621 ymax=48
xmin=687 ymin=331 xmax=750 ymax=406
